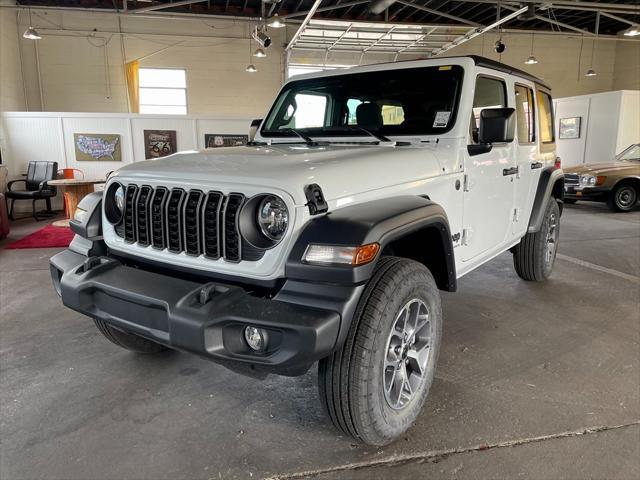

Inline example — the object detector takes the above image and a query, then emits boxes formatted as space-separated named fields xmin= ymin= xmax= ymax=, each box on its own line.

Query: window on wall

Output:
xmin=139 ymin=68 xmax=187 ymax=115
xmin=515 ymin=84 xmax=535 ymax=144
xmin=536 ymin=90 xmax=555 ymax=143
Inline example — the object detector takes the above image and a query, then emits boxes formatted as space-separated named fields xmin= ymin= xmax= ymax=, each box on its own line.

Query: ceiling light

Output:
xmin=525 ymin=55 xmax=538 ymax=65
xmin=246 ymin=64 xmax=257 ymax=73
xmin=623 ymin=25 xmax=640 ymax=36
xmin=253 ymin=48 xmax=266 ymax=58
xmin=585 ymin=68 xmax=597 ymax=77
xmin=267 ymin=14 xmax=285 ymax=28
xmin=23 ymin=26 xmax=41 ymax=40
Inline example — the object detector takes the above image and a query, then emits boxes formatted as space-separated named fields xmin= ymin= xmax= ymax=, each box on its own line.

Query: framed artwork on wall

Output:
xmin=559 ymin=117 xmax=581 ymax=139
xmin=144 ymin=130 xmax=177 ymax=159
xmin=74 ymin=134 xmax=122 ymax=161
xmin=204 ymin=134 xmax=248 ymax=148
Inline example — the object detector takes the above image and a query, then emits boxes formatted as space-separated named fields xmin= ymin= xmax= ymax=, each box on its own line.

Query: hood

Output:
xmin=113 ymin=143 xmax=445 ymax=206
xmin=564 ymin=162 xmax=637 ymax=176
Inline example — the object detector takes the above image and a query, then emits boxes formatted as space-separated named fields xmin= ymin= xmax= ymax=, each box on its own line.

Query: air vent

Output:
xmin=166 ymin=189 xmax=186 ymax=252
xmin=123 ymin=185 xmax=138 ymax=243
xmin=223 ymin=193 xmax=245 ymax=262
xmin=183 ymin=190 xmax=204 ymax=256
xmin=203 ymin=191 xmax=223 ymax=259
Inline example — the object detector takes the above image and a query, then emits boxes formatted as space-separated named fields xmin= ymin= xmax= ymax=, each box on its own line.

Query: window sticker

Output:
xmin=433 ymin=111 xmax=451 ymax=128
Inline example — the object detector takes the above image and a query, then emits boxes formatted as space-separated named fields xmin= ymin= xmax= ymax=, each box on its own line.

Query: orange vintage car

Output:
xmin=563 ymin=144 xmax=640 ymax=212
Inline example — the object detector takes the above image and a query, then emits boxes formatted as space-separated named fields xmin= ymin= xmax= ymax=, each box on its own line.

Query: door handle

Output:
xmin=531 ymin=162 xmax=543 ymax=170
xmin=503 ymin=167 xmax=519 ymax=176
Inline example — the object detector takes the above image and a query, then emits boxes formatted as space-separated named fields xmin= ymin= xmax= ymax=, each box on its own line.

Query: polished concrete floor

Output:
xmin=1 ymin=202 xmax=639 ymax=480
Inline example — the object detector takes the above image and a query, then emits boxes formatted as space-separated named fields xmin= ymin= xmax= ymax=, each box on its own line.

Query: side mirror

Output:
xmin=249 ymin=118 xmax=263 ymax=142
xmin=478 ymin=107 xmax=515 ymax=144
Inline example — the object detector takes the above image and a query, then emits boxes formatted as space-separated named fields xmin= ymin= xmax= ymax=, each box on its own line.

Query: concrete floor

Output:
xmin=1 ymin=202 xmax=639 ymax=480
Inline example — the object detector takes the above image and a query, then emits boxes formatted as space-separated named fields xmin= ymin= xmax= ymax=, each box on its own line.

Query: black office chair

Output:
xmin=6 ymin=161 xmax=58 ymax=221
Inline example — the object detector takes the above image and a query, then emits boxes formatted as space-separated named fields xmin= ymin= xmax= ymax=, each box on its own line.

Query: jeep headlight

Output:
xmin=257 ymin=195 xmax=289 ymax=242
xmin=580 ymin=175 xmax=596 ymax=187
xmin=239 ymin=194 xmax=289 ymax=249
xmin=105 ymin=182 xmax=125 ymax=224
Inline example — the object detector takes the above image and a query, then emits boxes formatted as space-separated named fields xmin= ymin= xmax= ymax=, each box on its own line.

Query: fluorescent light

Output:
xmin=246 ymin=64 xmax=257 ymax=73
xmin=623 ymin=25 xmax=640 ymax=36
xmin=267 ymin=14 xmax=285 ymax=28
xmin=23 ymin=26 xmax=41 ymax=40
xmin=253 ymin=48 xmax=266 ymax=58
xmin=525 ymin=55 xmax=538 ymax=65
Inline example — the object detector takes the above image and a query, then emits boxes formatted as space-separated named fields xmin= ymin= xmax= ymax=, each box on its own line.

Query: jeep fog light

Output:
xmin=303 ymin=243 xmax=380 ymax=266
xmin=244 ymin=326 xmax=268 ymax=352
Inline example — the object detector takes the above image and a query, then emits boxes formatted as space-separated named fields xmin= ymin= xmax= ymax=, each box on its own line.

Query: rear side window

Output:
xmin=536 ymin=90 xmax=554 ymax=143
xmin=515 ymin=84 xmax=535 ymax=144
xmin=470 ymin=76 xmax=507 ymax=143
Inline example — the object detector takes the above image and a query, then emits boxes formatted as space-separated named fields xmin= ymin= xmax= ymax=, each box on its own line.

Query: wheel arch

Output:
xmin=611 ymin=176 xmax=640 ymax=192
xmin=285 ymin=196 xmax=456 ymax=292
xmin=528 ymin=167 xmax=564 ymax=233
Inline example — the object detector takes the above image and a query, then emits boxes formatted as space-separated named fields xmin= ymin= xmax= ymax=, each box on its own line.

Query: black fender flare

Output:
xmin=285 ymin=195 xmax=456 ymax=290
xmin=528 ymin=167 xmax=564 ymax=233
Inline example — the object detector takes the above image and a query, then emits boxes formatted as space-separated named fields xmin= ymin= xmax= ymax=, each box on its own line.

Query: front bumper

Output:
xmin=564 ymin=185 xmax=609 ymax=201
xmin=50 ymin=249 xmax=343 ymax=376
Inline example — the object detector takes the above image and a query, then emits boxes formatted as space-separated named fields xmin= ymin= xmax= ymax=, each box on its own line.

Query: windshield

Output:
xmin=261 ymin=65 xmax=464 ymax=138
xmin=616 ymin=144 xmax=640 ymax=162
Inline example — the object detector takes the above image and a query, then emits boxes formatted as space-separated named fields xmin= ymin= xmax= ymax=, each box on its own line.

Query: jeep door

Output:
xmin=461 ymin=73 xmax=516 ymax=262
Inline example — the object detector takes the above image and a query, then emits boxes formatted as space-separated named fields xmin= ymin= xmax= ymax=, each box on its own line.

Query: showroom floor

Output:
xmin=1 ymin=203 xmax=638 ymax=480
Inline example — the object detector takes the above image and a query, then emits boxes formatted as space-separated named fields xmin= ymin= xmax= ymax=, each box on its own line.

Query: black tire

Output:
xmin=563 ymin=199 xmax=578 ymax=205
xmin=93 ymin=319 xmax=168 ymax=354
xmin=513 ymin=199 xmax=560 ymax=281
xmin=606 ymin=183 xmax=638 ymax=212
xmin=318 ymin=257 xmax=443 ymax=446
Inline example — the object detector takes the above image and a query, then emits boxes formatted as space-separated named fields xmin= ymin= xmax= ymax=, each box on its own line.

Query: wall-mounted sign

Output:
xmin=204 ymin=134 xmax=248 ymax=148
xmin=559 ymin=117 xmax=581 ymax=139
xmin=144 ymin=130 xmax=177 ymax=159
xmin=74 ymin=133 xmax=122 ymax=161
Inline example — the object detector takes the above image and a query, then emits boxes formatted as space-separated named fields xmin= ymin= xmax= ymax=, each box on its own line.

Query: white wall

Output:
xmin=0 ymin=1 xmax=25 ymax=112
xmin=15 ymin=8 xmax=285 ymax=118
xmin=1 ymin=111 xmax=251 ymax=211
xmin=554 ymin=90 xmax=640 ymax=167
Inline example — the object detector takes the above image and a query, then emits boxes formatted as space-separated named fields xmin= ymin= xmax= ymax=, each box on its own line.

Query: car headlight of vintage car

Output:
xmin=105 ymin=182 xmax=125 ymax=224
xmin=239 ymin=194 xmax=289 ymax=249
xmin=579 ymin=175 xmax=597 ymax=187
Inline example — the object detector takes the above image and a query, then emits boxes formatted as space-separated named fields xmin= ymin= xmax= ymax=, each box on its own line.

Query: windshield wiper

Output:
xmin=349 ymin=126 xmax=393 ymax=144
xmin=283 ymin=128 xmax=322 ymax=145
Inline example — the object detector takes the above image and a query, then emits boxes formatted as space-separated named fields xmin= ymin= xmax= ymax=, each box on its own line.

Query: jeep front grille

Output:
xmin=119 ymin=185 xmax=258 ymax=262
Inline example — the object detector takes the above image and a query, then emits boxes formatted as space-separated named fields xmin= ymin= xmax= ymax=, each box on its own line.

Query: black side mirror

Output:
xmin=478 ymin=107 xmax=515 ymax=144
xmin=249 ymin=118 xmax=263 ymax=142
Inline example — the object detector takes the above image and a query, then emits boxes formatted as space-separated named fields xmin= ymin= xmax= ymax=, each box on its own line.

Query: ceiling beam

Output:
xmin=500 ymin=3 xmax=595 ymax=35
xmin=600 ymin=11 xmax=638 ymax=27
xmin=395 ymin=0 xmax=479 ymax=26
xmin=282 ymin=0 xmax=368 ymax=19
xmin=286 ymin=0 xmax=323 ymax=51
xmin=430 ymin=6 xmax=528 ymax=56
xmin=131 ymin=0 xmax=208 ymax=14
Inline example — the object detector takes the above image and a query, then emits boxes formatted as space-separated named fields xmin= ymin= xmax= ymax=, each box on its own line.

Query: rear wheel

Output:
xmin=94 ymin=319 xmax=168 ymax=354
xmin=513 ymin=199 xmax=560 ymax=281
xmin=607 ymin=183 xmax=638 ymax=212
xmin=318 ymin=257 xmax=442 ymax=446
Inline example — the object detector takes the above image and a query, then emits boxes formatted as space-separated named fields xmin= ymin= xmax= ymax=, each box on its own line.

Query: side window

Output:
xmin=515 ymin=84 xmax=535 ymax=144
xmin=281 ymin=93 xmax=327 ymax=129
xmin=536 ymin=90 xmax=554 ymax=143
xmin=471 ymin=76 xmax=507 ymax=143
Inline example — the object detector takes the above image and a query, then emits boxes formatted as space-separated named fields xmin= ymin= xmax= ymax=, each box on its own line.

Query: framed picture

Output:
xmin=559 ymin=117 xmax=581 ymax=139
xmin=144 ymin=130 xmax=177 ymax=159
xmin=204 ymin=134 xmax=248 ymax=148
xmin=74 ymin=134 xmax=122 ymax=162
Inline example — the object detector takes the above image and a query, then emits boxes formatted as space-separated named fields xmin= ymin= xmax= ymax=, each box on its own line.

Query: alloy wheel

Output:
xmin=545 ymin=212 xmax=558 ymax=266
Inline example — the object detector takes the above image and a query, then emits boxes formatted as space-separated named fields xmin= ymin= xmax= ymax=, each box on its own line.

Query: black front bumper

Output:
xmin=50 ymin=249 xmax=349 ymax=376
xmin=564 ymin=186 xmax=608 ymax=202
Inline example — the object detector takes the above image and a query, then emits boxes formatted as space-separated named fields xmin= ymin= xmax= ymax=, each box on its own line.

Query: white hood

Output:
xmin=113 ymin=143 xmax=446 ymax=206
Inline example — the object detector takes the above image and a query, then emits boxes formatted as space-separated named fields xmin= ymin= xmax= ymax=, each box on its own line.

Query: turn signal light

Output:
xmin=596 ymin=176 xmax=606 ymax=186
xmin=354 ymin=243 xmax=380 ymax=265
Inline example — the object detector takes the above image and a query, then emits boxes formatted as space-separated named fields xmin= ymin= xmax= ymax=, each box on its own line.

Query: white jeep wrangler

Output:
xmin=51 ymin=55 xmax=564 ymax=445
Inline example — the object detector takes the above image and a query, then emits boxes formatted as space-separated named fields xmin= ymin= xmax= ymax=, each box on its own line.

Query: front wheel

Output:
xmin=513 ymin=198 xmax=560 ymax=281
xmin=318 ymin=257 xmax=442 ymax=446
xmin=607 ymin=183 xmax=638 ymax=212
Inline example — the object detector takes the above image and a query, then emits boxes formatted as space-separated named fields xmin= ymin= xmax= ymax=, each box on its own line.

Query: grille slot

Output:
xmin=222 ymin=193 xmax=245 ymax=262
xmin=203 ymin=191 xmax=223 ymax=259
xmin=123 ymin=185 xmax=138 ymax=243
xmin=150 ymin=187 xmax=168 ymax=249
xmin=564 ymin=173 xmax=579 ymax=186
xmin=183 ymin=190 xmax=204 ymax=256
xmin=116 ymin=185 xmax=262 ymax=262
xmin=136 ymin=186 xmax=153 ymax=246
xmin=166 ymin=189 xmax=186 ymax=252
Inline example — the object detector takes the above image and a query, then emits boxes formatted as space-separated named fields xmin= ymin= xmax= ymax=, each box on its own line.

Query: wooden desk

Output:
xmin=48 ymin=179 xmax=105 ymax=227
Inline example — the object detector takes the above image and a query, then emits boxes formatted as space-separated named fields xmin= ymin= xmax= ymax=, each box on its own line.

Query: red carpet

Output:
xmin=4 ymin=224 xmax=74 ymax=249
